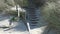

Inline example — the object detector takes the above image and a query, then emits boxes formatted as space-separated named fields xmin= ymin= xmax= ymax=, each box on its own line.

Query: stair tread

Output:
xmin=30 ymin=18 xmax=39 ymax=20
xmin=31 ymin=21 xmax=37 ymax=23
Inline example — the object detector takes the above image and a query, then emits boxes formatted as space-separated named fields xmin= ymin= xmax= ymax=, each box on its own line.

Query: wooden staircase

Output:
xmin=27 ymin=8 xmax=40 ymax=26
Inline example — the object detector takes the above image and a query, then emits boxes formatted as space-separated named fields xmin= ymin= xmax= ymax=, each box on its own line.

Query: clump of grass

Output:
xmin=41 ymin=0 xmax=60 ymax=30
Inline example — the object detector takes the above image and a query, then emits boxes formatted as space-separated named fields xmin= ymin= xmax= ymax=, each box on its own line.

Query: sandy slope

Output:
xmin=0 ymin=14 xmax=48 ymax=34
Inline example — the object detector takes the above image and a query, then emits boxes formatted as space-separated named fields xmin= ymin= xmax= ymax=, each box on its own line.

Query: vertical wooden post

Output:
xmin=16 ymin=5 xmax=20 ymax=21
xmin=27 ymin=22 xmax=31 ymax=34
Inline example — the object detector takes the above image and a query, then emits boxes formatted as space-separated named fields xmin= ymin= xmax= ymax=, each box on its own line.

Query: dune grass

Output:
xmin=41 ymin=0 xmax=60 ymax=30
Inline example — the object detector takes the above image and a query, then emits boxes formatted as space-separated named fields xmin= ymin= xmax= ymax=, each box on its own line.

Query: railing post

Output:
xmin=16 ymin=5 xmax=20 ymax=21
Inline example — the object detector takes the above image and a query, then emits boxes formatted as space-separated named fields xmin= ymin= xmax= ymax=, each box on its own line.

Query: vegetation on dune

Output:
xmin=0 ymin=0 xmax=15 ymax=10
xmin=14 ymin=0 xmax=28 ymax=7
xmin=41 ymin=0 xmax=60 ymax=30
